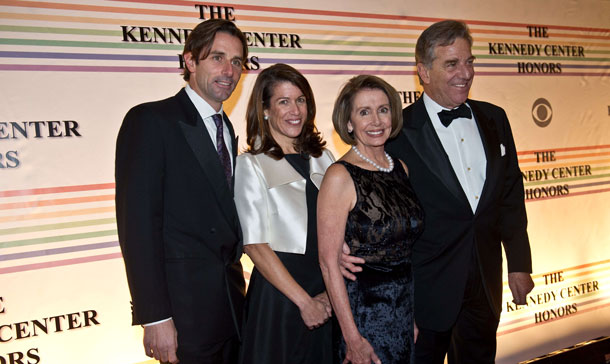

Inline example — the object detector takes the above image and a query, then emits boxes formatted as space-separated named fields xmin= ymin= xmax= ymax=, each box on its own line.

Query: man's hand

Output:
xmin=143 ymin=319 xmax=179 ymax=364
xmin=340 ymin=242 xmax=365 ymax=281
xmin=508 ymin=272 xmax=534 ymax=305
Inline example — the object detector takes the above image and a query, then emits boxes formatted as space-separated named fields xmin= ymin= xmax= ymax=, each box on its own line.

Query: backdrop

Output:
xmin=1 ymin=0 xmax=609 ymax=363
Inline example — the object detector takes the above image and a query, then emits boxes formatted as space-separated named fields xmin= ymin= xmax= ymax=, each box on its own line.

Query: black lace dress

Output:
xmin=336 ymin=160 xmax=424 ymax=364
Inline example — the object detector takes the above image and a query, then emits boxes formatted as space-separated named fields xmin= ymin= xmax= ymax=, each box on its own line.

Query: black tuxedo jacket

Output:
xmin=115 ymin=88 xmax=245 ymax=346
xmin=387 ymin=96 xmax=532 ymax=331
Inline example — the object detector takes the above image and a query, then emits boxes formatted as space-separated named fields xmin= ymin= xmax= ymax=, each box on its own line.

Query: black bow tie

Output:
xmin=437 ymin=104 xmax=472 ymax=127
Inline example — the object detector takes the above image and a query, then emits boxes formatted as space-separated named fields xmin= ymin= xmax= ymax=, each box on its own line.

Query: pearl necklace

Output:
xmin=351 ymin=145 xmax=394 ymax=173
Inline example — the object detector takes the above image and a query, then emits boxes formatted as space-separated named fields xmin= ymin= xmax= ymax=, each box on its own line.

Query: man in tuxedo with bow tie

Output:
xmin=386 ymin=20 xmax=534 ymax=363
xmin=115 ymin=19 xmax=247 ymax=364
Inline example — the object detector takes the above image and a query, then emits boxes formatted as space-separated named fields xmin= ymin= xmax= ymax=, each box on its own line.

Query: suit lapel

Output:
xmin=175 ymin=90 xmax=237 ymax=224
xmin=404 ymin=97 xmax=470 ymax=206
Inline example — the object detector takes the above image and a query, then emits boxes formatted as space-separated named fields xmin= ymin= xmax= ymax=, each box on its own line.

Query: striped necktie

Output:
xmin=211 ymin=114 xmax=232 ymax=186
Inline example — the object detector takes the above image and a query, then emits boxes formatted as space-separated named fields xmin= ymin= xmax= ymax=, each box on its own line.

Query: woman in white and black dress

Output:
xmin=234 ymin=63 xmax=335 ymax=364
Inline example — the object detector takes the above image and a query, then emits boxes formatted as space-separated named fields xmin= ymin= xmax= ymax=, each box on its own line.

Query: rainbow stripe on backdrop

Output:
xmin=498 ymin=259 xmax=610 ymax=336
xmin=0 ymin=0 xmax=608 ymax=75
xmin=0 ymin=183 xmax=120 ymax=275
xmin=0 ymin=182 xmax=258 ymax=280
xmin=518 ymin=144 xmax=610 ymax=201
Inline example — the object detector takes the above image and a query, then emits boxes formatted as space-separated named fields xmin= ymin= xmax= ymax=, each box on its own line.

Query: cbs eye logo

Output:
xmin=532 ymin=98 xmax=552 ymax=127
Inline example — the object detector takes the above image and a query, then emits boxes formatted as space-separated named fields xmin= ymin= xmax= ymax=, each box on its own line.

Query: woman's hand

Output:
xmin=344 ymin=335 xmax=381 ymax=364
xmin=313 ymin=291 xmax=333 ymax=317
xmin=243 ymin=243 xmax=331 ymax=331
xmin=299 ymin=296 xmax=331 ymax=330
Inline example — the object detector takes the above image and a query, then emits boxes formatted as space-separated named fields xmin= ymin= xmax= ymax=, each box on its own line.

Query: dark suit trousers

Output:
xmin=177 ymin=335 xmax=239 ymax=364
xmin=415 ymin=251 xmax=500 ymax=364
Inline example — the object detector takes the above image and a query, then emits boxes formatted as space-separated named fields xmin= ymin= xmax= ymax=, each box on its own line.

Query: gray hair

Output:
xmin=415 ymin=20 xmax=473 ymax=67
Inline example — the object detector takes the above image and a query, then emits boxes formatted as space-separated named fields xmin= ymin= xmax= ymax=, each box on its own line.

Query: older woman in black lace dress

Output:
xmin=318 ymin=75 xmax=424 ymax=364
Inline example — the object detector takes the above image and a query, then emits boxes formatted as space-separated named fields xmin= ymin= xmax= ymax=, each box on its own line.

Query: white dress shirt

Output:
xmin=185 ymin=84 xmax=234 ymax=171
xmin=423 ymin=93 xmax=487 ymax=213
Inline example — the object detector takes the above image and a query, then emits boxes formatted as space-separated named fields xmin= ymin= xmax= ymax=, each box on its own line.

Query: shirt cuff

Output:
xmin=142 ymin=317 xmax=172 ymax=327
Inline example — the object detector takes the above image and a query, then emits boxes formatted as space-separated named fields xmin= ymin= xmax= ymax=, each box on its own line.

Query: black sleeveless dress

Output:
xmin=239 ymin=154 xmax=333 ymax=364
xmin=336 ymin=160 xmax=424 ymax=364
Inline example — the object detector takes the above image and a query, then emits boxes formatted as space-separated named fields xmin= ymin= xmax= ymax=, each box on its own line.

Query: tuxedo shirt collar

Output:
xmin=422 ymin=92 xmax=472 ymax=131
xmin=184 ymin=84 xmax=234 ymax=168
xmin=185 ymin=84 xmax=224 ymax=119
